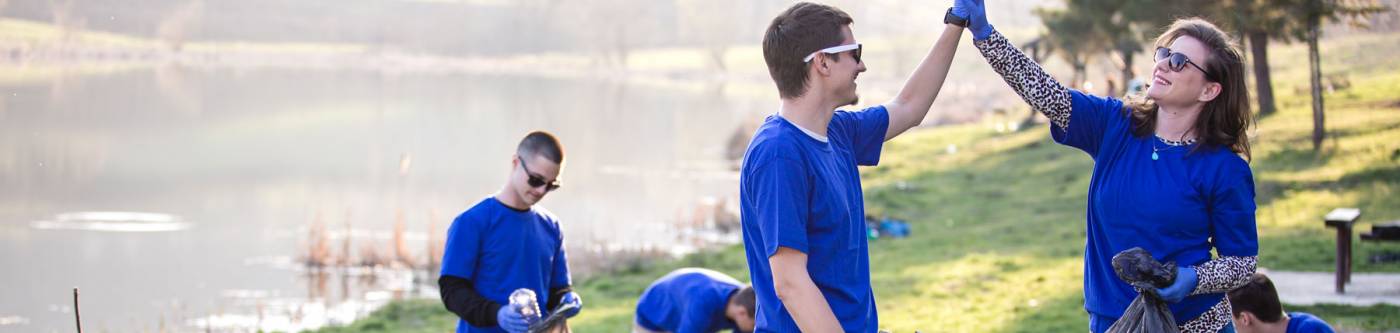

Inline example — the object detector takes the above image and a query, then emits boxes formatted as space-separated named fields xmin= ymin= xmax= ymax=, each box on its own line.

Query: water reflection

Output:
xmin=30 ymin=211 xmax=190 ymax=232
xmin=0 ymin=66 xmax=760 ymax=332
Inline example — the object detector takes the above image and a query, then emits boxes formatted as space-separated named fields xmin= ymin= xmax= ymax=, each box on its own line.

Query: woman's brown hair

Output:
xmin=1126 ymin=18 xmax=1252 ymax=161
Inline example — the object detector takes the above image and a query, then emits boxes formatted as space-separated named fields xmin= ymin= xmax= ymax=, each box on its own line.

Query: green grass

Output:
xmin=311 ymin=301 xmax=461 ymax=333
xmin=315 ymin=32 xmax=1400 ymax=332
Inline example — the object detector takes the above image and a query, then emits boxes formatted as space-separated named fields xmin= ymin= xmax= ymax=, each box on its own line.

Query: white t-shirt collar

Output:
xmin=776 ymin=114 xmax=829 ymax=143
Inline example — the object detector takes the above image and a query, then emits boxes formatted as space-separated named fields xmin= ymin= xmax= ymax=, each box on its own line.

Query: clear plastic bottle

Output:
xmin=509 ymin=288 xmax=541 ymax=326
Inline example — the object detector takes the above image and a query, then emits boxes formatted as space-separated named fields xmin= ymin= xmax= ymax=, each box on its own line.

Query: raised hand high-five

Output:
xmin=952 ymin=0 xmax=994 ymax=40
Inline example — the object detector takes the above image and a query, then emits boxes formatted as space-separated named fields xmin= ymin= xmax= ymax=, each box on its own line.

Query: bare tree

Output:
xmin=157 ymin=0 xmax=205 ymax=52
xmin=1215 ymin=0 xmax=1296 ymax=117
xmin=1289 ymin=0 xmax=1388 ymax=150
xmin=556 ymin=0 xmax=649 ymax=68
xmin=857 ymin=0 xmax=944 ymax=76
xmin=675 ymin=0 xmax=746 ymax=71
xmin=1036 ymin=6 xmax=1102 ymax=88
xmin=48 ymin=0 xmax=84 ymax=45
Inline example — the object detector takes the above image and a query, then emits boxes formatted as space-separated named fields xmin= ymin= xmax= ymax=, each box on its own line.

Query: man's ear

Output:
xmin=813 ymin=54 xmax=832 ymax=77
xmin=1235 ymin=311 xmax=1255 ymax=327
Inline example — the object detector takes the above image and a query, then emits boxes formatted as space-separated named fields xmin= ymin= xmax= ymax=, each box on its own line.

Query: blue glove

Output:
xmin=953 ymin=0 xmax=995 ymax=40
xmin=556 ymin=292 xmax=583 ymax=318
xmin=496 ymin=304 xmax=531 ymax=333
xmin=1153 ymin=266 xmax=1198 ymax=303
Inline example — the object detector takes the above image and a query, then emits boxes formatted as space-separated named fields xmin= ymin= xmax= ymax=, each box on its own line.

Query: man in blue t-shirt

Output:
xmin=1228 ymin=273 xmax=1337 ymax=333
xmin=633 ymin=268 xmax=756 ymax=333
xmin=741 ymin=3 xmax=965 ymax=332
xmin=439 ymin=131 xmax=582 ymax=333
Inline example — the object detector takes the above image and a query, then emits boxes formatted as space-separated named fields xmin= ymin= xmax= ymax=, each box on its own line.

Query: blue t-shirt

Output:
xmin=739 ymin=106 xmax=889 ymax=333
xmin=1287 ymin=312 xmax=1335 ymax=333
xmin=1052 ymin=91 xmax=1258 ymax=329
xmin=441 ymin=197 xmax=572 ymax=333
xmin=635 ymin=268 xmax=743 ymax=333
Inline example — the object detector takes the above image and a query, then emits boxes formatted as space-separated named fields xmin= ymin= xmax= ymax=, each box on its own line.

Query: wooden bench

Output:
xmin=1323 ymin=208 xmax=1360 ymax=294
xmin=1360 ymin=220 xmax=1400 ymax=263
xmin=1360 ymin=221 xmax=1400 ymax=241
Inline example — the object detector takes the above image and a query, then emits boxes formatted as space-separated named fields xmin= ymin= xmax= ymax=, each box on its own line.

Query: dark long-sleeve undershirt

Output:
xmin=440 ymin=275 xmax=576 ymax=327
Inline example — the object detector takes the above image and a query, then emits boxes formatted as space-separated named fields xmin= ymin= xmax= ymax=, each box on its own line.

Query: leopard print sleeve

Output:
xmin=1179 ymin=298 xmax=1233 ymax=333
xmin=1190 ymin=255 xmax=1258 ymax=295
xmin=973 ymin=31 xmax=1073 ymax=130
xmin=1176 ymin=256 xmax=1257 ymax=332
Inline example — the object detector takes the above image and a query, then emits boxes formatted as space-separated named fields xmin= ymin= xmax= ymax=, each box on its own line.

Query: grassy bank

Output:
xmin=316 ymin=32 xmax=1400 ymax=332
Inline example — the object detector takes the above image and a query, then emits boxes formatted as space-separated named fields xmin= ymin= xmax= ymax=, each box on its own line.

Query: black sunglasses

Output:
xmin=843 ymin=44 xmax=863 ymax=64
xmin=1155 ymin=47 xmax=1212 ymax=79
xmin=519 ymin=158 xmax=561 ymax=192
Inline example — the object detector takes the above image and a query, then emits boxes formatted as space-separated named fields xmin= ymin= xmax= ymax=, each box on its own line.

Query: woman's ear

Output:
xmin=1198 ymin=81 xmax=1222 ymax=103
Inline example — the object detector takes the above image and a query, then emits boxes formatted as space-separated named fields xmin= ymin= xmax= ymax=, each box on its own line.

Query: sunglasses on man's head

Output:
xmin=1155 ymin=47 xmax=1213 ymax=79
xmin=803 ymin=43 xmax=862 ymax=64
xmin=519 ymin=158 xmax=561 ymax=192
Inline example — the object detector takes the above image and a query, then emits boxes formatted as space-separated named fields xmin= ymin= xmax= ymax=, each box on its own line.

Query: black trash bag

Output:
xmin=1105 ymin=247 xmax=1180 ymax=333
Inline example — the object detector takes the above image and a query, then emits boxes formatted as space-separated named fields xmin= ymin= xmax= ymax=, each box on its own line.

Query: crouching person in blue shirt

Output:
xmin=633 ymin=268 xmax=757 ymax=333
xmin=439 ymin=131 xmax=582 ymax=333
xmin=1228 ymin=273 xmax=1336 ymax=333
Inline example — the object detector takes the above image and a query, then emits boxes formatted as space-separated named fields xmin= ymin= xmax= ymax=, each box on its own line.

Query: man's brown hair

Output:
xmin=1125 ymin=18 xmax=1253 ymax=160
xmin=729 ymin=285 xmax=756 ymax=318
xmin=762 ymin=2 xmax=853 ymax=99
xmin=1227 ymin=273 xmax=1284 ymax=323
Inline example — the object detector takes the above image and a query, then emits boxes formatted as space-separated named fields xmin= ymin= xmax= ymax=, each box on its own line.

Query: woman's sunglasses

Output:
xmin=1155 ymin=47 xmax=1212 ymax=79
xmin=519 ymin=158 xmax=561 ymax=192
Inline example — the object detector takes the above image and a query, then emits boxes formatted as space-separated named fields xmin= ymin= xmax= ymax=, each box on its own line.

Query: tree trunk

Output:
xmin=1071 ymin=57 xmax=1087 ymax=89
xmin=1248 ymin=30 xmax=1278 ymax=117
xmin=613 ymin=24 xmax=629 ymax=68
xmin=1119 ymin=50 xmax=1135 ymax=96
xmin=1307 ymin=20 xmax=1326 ymax=151
xmin=708 ymin=45 xmax=727 ymax=71
xmin=1072 ymin=65 xmax=1086 ymax=89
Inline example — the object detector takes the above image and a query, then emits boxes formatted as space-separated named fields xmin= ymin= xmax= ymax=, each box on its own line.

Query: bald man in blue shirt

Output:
xmin=439 ymin=131 xmax=583 ymax=333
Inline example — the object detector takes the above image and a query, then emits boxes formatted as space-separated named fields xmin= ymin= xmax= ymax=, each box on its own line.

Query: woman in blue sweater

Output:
xmin=951 ymin=1 xmax=1259 ymax=332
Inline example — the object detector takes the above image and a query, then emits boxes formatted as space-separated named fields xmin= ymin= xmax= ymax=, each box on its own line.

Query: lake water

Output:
xmin=0 ymin=66 xmax=762 ymax=332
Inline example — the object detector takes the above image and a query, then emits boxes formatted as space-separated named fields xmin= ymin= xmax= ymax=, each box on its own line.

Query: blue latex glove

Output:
xmin=1153 ymin=266 xmax=1198 ymax=303
xmin=953 ymin=0 xmax=995 ymax=40
xmin=557 ymin=292 xmax=583 ymax=318
xmin=496 ymin=304 xmax=531 ymax=333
